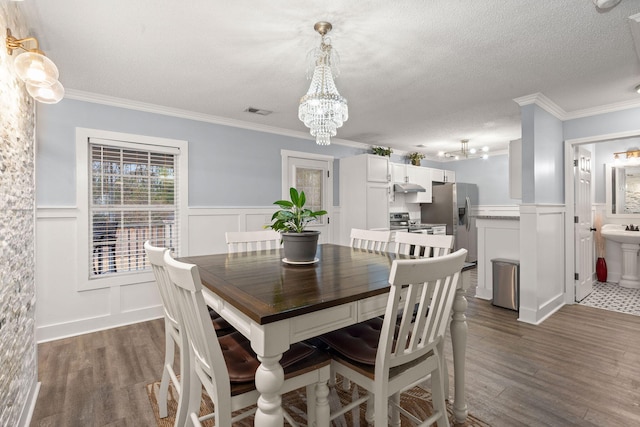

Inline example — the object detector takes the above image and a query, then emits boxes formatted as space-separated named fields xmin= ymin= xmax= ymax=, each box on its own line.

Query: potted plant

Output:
xmin=371 ymin=146 xmax=393 ymax=157
xmin=408 ymin=152 xmax=425 ymax=166
xmin=267 ymin=187 xmax=327 ymax=263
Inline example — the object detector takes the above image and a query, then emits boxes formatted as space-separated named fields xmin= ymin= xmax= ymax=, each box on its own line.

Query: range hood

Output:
xmin=394 ymin=183 xmax=426 ymax=193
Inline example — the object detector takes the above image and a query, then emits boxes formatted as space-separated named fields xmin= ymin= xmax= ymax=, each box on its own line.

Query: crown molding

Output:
xmin=513 ymin=92 xmax=566 ymax=120
xmin=63 ymin=89 xmax=370 ymax=150
xmin=513 ymin=91 xmax=640 ymax=122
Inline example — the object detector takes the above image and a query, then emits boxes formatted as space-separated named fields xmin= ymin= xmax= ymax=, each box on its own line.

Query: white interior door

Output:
xmin=575 ymin=146 xmax=594 ymax=301
xmin=283 ymin=152 xmax=332 ymax=243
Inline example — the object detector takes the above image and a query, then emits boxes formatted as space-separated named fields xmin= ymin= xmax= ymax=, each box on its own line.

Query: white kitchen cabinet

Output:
xmin=430 ymin=168 xmax=455 ymax=183
xmin=405 ymin=165 xmax=432 ymax=203
xmin=339 ymin=154 xmax=390 ymax=245
xmin=391 ymin=163 xmax=408 ymax=183
xmin=367 ymin=154 xmax=390 ymax=182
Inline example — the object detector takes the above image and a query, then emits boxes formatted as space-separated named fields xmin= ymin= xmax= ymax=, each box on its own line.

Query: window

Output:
xmin=77 ymin=129 xmax=188 ymax=289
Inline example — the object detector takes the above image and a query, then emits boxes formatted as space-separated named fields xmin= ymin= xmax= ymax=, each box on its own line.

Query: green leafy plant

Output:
xmin=267 ymin=187 xmax=327 ymax=233
xmin=371 ymin=146 xmax=393 ymax=157
xmin=408 ymin=152 xmax=426 ymax=165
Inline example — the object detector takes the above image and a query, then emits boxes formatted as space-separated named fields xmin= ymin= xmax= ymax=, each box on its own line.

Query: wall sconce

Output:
xmin=5 ymin=28 xmax=64 ymax=104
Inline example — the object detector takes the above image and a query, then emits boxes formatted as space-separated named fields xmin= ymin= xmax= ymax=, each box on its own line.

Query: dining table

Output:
xmin=179 ymin=243 xmax=473 ymax=427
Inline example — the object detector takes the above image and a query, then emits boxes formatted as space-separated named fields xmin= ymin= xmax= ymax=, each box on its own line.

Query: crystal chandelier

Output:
xmin=440 ymin=140 xmax=489 ymax=160
xmin=298 ymin=22 xmax=348 ymax=146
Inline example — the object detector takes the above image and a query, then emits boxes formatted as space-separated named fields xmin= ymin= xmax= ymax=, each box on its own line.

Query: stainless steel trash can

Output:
xmin=491 ymin=258 xmax=519 ymax=311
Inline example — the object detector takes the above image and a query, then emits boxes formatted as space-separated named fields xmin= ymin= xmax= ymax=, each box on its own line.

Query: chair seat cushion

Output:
xmin=219 ymin=331 xmax=317 ymax=383
xmin=318 ymin=317 xmax=384 ymax=365
xmin=208 ymin=307 xmax=233 ymax=334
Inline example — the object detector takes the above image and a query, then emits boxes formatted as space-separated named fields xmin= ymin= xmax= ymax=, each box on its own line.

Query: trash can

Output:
xmin=491 ymin=258 xmax=520 ymax=311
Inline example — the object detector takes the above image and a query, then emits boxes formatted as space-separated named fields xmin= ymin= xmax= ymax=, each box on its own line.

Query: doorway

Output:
xmin=565 ymin=129 xmax=640 ymax=316
xmin=281 ymin=150 xmax=334 ymax=243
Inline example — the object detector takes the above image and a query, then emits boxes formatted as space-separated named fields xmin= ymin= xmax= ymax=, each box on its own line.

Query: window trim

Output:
xmin=76 ymin=128 xmax=188 ymax=291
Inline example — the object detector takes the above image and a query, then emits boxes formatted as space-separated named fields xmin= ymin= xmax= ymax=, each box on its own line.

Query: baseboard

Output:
xmin=474 ymin=288 xmax=492 ymax=300
xmin=36 ymin=305 xmax=164 ymax=343
xmin=518 ymin=294 xmax=565 ymax=325
xmin=18 ymin=378 xmax=40 ymax=427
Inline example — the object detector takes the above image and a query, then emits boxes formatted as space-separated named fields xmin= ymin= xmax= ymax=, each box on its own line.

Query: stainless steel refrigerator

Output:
xmin=420 ymin=182 xmax=478 ymax=262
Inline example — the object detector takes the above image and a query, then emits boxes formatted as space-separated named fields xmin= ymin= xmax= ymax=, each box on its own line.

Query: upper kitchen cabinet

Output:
xmin=391 ymin=163 xmax=408 ymax=183
xmin=367 ymin=154 xmax=390 ymax=182
xmin=404 ymin=165 xmax=432 ymax=203
xmin=340 ymin=154 xmax=390 ymax=245
xmin=430 ymin=168 xmax=455 ymax=183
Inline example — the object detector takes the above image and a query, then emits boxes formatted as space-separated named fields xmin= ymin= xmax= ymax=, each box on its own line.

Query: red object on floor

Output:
xmin=596 ymin=257 xmax=607 ymax=282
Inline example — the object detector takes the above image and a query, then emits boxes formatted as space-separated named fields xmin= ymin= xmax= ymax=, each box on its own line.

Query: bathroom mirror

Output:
xmin=606 ymin=163 xmax=640 ymax=216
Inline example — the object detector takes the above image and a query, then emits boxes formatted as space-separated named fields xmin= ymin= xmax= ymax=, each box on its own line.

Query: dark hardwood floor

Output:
xmin=31 ymin=271 xmax=640 ymax=426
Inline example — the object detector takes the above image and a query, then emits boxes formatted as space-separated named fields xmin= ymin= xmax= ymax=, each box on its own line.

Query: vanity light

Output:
xmin=5 ymin=28 xmax=64 ymax=104
xmin=613 ymin=149 xmax=640 ymax=159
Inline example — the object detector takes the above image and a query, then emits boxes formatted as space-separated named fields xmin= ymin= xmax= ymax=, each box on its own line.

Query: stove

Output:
xmin=389 ymin=212 xmax=435 ymax=233
xmin=390 ymin=212 xmax=447 ymax=234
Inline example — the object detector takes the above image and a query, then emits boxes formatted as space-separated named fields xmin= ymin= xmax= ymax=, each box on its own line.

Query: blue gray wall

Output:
xmin=36 ymin=99 xmax=366 ymax=207
xmin=447 ymin=154 xmax=516 ymax=205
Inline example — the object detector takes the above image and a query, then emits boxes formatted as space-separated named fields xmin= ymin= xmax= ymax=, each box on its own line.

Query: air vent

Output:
xmin=244 ymin=107 xmax=273 ymax=116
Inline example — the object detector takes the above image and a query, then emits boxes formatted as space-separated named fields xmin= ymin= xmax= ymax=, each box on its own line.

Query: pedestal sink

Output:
xmin=601 ymin=224 xmax=640 ymax=288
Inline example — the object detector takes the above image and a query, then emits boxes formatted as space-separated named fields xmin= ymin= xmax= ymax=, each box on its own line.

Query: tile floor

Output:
xmin=579 ymin=281 xmax=640 ymax=316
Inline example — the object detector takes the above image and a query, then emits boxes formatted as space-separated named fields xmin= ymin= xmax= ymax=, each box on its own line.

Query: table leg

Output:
xmin=450 ymin=287 xmax=468 ymax=423
xmin=254 ymin=353 xmax=285 ymax=427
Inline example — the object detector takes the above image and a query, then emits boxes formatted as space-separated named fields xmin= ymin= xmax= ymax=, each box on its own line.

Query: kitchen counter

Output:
xmin=475 ymin=215 xmax=519 ymax=220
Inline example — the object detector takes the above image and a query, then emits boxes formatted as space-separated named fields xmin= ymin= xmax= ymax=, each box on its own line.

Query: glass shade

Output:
xmin=14 ymin=51 xmax=59 ymax=87
xmin=298 ymin=64 xmax=348 ymax=146
xmin=26 ymin=80 xmax=65 ymax=104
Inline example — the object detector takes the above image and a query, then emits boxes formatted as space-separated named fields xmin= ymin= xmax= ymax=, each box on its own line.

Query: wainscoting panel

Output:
xmin=519 ymin=204 xmax=566 ymax=324
xmin=36 ymin=206 xmax=341 ymax=342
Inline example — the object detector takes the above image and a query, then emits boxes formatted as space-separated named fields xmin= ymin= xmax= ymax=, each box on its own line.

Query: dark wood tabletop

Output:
xmin=180 ymin=244 xmax=475 ymax=326
xmin=179 ymin=244 xmax=399 ymax=325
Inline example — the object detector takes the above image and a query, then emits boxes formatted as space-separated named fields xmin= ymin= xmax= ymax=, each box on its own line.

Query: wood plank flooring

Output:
xmin=31 ymin=271 xmax=640 ymax=426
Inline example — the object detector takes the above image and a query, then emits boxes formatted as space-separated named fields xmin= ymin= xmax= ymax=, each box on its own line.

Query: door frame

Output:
xmin=281 ymin=149 xmax=334 ymax=243
xmin=564 ymin=129 xmax=640 ymax=304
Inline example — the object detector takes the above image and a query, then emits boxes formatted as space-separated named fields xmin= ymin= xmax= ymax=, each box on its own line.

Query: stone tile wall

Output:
xmin=0 ymin=3 xmax=38 ymax=426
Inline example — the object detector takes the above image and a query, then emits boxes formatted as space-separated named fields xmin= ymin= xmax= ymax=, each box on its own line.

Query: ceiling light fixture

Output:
xmin=440 ymin=140 xmax=489 ymax=160
xmin=593 ymin=0 xmax=622 ymax=9
xmin=5 ymin=28 xmax=64 ymax=104
xmin=635 ymin=83 xmax=640 ymax=94
xmin=298 ymin=22 xmax=348 ymax=146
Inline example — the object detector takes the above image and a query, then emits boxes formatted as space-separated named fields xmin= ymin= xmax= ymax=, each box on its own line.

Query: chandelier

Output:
xmin=440 ymin=140 xmax=489 ymax=160
xmin=298 ymin=22 xmax=348 ymax=146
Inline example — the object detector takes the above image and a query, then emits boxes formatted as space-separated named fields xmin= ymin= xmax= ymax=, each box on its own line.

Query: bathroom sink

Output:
xmin=601 ymin=225 xmax=640 ymax=244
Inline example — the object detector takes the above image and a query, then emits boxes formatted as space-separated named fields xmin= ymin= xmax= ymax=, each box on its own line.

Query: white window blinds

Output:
xmin=89 ymin=138 xmax=180 ymax=277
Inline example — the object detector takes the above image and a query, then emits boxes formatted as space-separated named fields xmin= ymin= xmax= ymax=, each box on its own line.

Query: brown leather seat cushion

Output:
xmin=219 ymin=331 xmax=317 ymax=383
xmin=318 ymin=317 xmax=384 ymax=365
xmin=208 ymin=307 xmax=233 ymax=334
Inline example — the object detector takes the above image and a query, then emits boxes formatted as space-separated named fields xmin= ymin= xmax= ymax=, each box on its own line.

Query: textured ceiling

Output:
xmin=16 ymin=0 xmax=640 ymax=158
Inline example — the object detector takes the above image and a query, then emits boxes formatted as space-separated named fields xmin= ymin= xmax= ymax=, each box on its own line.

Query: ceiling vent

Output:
xmin=244 ymin=107 xmax=272 ymax=116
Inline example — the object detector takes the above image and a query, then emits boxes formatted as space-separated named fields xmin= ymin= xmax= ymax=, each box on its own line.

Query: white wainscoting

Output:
xmin=35 ymin=206 xmax=341 ymax=342
xmin=519 ymin=204 xmax=566 ymax=324
xmin=476 ymin=217 xmax=521 ymax=301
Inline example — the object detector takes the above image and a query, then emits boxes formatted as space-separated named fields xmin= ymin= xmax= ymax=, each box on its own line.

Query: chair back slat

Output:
xmin=392 ymin=233 xmax=454 ymax=258
xmin=163 ymin=252 xmax=232 ymax=402
xmin=225 ymin=230 xmax=281 ymax=253
xmin=350 ymin=228 xmax=392 ymax=252
xmin=144 ymin=241 xmax=180 ymax=328
xmin=376 ymin=249 xmax=466 ymax=372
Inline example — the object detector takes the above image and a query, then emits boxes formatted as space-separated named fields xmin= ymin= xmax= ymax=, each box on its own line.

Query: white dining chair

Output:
xmin=350 ymin=228 xmax=392 ymax=252
xmin=144 ymin=241 xmax=233 ymax=424
xmin=392 ymin=232 xmax=454 ymax=258
xmin=225 ymin=230 xmax=281 ymax=253
xmin=162 ymin=251 xmax=332 ymax=427
xmin=319 ymin=249 xmax=467 ymax=426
